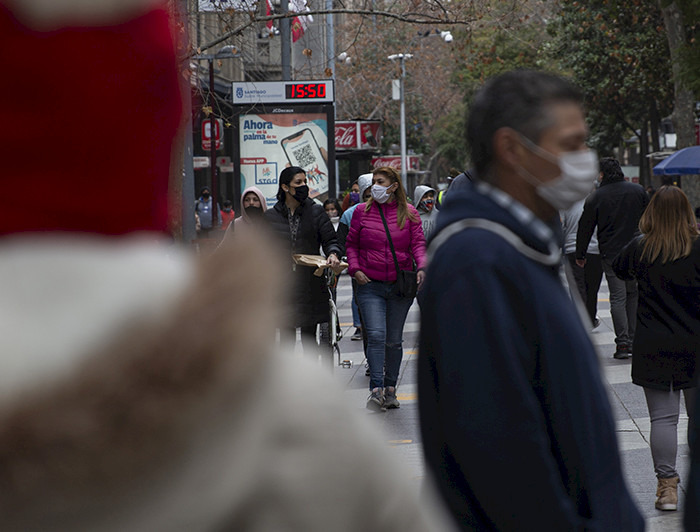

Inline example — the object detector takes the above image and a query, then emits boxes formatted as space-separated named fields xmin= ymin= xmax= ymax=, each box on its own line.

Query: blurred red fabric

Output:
xmin=0 ymin=4 xmax=182 ymax=235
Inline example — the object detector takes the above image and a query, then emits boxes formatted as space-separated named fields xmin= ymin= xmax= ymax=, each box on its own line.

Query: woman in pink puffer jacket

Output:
xmin=346 ymin=166 xmax=427 ymax=412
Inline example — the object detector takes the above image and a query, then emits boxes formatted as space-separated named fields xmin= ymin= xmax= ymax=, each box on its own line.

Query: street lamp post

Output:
xmin=387 ymin=30 xmax=452 ymax=191
xmin=387 ymin=53 xmax=412 ymax=191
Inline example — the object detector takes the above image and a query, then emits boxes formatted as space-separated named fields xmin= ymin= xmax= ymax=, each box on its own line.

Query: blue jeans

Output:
xmin=355 ymin=281 xmax=414 ymax=390
xmin=351 ymin=285 xmax=361 ymax=328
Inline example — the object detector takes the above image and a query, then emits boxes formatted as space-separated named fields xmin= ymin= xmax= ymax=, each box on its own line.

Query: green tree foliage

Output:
xmin=335 ymin=17 xmax=464 ymax=176
xmin=548 ymin=0 xmax=674 ymax=156
xmin=673 ymin=0 xmax=700 ymax=97
xmin=434 ymin=2 xmax=555 ymax=174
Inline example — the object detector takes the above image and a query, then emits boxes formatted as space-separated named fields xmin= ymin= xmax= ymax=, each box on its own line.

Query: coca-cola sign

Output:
xmin=371 ymin=155 xmax=420 ymax=171
xmin=335 ymin=121 xmax=358 ymax=149
xmin=335 ymin=120 xmax=382 ymax=150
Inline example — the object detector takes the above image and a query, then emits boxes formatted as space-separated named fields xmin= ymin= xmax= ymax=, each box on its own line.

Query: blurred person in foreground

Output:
xmin=0 ymin=2 xmax=453 ymax=531
xmin=612 ymin=186 xmax=700 ymax=513
xmin=576 ymin=157 xmax=649 ymax=359
xmin=418 ymin=69 xmax=643 ymax=530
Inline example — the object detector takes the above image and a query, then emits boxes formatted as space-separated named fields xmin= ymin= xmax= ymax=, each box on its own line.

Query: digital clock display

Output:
xmin=285 ymin=83 xmax=328 ymax=99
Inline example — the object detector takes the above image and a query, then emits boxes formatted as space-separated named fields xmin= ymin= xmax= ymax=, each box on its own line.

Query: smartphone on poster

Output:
xmin=280 ymin=128 xmax=329 ymax=197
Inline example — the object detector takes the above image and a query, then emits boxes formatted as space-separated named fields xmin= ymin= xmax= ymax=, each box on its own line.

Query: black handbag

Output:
xmin=378 ymin=204 xmax=418 ymax=299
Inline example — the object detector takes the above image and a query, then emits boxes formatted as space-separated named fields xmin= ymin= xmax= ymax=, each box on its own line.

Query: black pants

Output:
xmin=280 ymin=325 xmax=317 ymax=353
xmin=583 ymin=253 xmax=603 ymax=323
xmin=565 ymin=253 xmax=603 ymax=323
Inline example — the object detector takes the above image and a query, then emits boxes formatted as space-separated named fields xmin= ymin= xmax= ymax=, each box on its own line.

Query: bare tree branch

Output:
xmin=196 ymin=8 xmax=472 ymax=54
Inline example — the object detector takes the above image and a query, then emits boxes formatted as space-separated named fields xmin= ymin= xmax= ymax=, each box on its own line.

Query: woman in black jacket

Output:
xmin=613 ymin=186 xmax=700 ymax=513
xmin=265 ymin=166 xmax=341 ymax=353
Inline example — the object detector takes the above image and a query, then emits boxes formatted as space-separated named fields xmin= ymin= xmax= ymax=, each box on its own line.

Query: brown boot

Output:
xmin=655 ymin=476 xmax=679 ymax=511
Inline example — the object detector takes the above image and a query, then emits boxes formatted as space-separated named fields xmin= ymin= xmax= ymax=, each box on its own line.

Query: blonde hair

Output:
xmin=365 ymin=166 xmax=418 ymax=229
xmin=639 ymin=185 xmax=699 ymax=263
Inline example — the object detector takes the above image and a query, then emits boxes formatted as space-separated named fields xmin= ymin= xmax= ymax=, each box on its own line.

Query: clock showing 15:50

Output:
xmin=284 ymin=83 xmax=328 ymax=99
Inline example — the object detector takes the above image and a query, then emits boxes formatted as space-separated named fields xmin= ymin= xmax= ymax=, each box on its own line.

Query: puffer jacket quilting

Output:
xmin=346 ymin=201 xmax=426 ymax=282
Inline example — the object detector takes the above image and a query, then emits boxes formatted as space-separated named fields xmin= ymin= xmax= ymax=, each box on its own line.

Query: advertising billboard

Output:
xmin=237 ymin=107 xmax=334 ymax=208
xmin=335 ymin=120 xmax=382 ymax=151
xmin=371 ymin=155 xmax=421 ymax=171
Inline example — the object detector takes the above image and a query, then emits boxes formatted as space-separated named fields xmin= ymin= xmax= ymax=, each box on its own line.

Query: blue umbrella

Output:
xmin=653 ymin=146 xmax=700 ymax=175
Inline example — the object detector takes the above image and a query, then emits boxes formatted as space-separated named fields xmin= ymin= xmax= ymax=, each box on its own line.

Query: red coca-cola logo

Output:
xmin=335 ymin=122 xmax=358 ymax=149
xmin=372 ymin=157 xmax=401 ymax=169
xmin=371 ymin=155 xmax=419 ymax=170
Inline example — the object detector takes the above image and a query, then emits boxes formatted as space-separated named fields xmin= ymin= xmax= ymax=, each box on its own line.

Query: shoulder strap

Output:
xmin=377 ymin=204 xmax=401 ymax=274
xmin=427 ymin=218 xmax=561 ymax=267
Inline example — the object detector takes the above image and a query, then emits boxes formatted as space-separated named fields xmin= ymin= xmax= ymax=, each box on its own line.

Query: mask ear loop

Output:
xmin=518 ymin=133 xmax=559 ymax=165
xmin=515 ymin=132 xmax=566 ymax=188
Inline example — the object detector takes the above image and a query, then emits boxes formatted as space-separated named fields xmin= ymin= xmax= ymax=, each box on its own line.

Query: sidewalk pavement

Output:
xmin=327 ymin=272 xmax=687 ymax=531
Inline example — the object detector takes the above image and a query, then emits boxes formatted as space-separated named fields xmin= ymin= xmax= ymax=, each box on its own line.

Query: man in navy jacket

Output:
xmin=418 ymin=70 xmax=643 ymax=531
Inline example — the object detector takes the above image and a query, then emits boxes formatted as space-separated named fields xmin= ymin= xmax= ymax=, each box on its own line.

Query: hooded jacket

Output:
xmin=235 ymin=186 xmax=267 ymax=228
xmin=413 ymin=185 xmax=439 ymax=241
xmin=346 ymin=200 xmax=427 ymax=282
xmin=418 ymin=180 xmax=643 ymax=531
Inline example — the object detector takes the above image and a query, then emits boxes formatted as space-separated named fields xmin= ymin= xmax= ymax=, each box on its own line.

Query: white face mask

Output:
xmin=517 ymin=135 xmax=599 ymax=211
xmin=371 ymin=184 xmax=393 ymax=204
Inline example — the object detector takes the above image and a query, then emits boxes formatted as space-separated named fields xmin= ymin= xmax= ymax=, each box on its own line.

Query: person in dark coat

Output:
xmin=576 ymin=157 xmax=649 ymax=359
xmin=612 ymin=186 xmax=700 ymax=513
xmin=418 ymin=69 xmax=643 ymax=531
xmin=265 ymin=166 xmax=341 ymax=353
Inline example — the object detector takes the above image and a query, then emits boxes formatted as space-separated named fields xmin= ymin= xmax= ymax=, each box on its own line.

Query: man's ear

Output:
xmin=493 ymin=127 xmax=527 ymax=171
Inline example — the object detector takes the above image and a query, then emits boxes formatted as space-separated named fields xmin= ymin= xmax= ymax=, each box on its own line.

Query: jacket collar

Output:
xmin=435 ymin=179 xmax=562 ymax=256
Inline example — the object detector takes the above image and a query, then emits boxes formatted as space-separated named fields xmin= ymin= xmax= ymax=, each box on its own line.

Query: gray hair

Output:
xmin=466 ymin=69 xmax=582 ymax=181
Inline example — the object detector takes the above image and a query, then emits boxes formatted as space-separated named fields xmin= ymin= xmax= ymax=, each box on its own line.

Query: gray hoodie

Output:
xmin=413 ymin=185 xmax=439 ymax=241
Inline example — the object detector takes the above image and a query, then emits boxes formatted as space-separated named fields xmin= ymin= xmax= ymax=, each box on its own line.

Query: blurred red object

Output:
xmin=0 ymin=2 xmax=182 ymax=235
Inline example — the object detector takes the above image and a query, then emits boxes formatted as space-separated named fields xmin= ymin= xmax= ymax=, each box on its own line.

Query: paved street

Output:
xmin=329 ymin=271 xmax=688 ymax=531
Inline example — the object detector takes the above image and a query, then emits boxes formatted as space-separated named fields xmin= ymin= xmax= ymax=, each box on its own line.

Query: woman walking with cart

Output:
xmin=612 ymin=186 xmax=700 ymax=513
xmin=346 ymin=167 xmax=427 ymax=411
xmin=266 ymin=166 xmax=341 ymax=357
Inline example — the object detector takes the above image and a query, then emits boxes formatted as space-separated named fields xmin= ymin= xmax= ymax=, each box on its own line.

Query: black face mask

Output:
xmin=291 ymin=184 xmax=309 ymax=203
xmin=244 ymin=205 xmax=263 ymax=218
xmin=202 ymin=193 xmax=211 ymax=199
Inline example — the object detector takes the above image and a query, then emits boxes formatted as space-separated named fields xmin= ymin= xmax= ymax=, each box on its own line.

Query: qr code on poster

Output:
xmin=292 ymin=144 xmax=315 ymax=168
